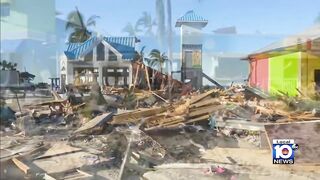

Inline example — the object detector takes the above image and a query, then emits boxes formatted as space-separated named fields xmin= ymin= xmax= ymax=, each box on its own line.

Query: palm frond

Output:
xmin=86 ymin=15 xmax=100 ymax=27
xmin=75 ymin=7 xmax=85 ymax=29
xmin=122 ymin=22 xmax=136 ymax=36
xmin=66 ymin=11 xmax=83 ymax=30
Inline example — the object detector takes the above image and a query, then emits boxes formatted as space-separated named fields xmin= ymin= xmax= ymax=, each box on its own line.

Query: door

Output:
xmin=315 ymin=69 xmax=320 ymax=92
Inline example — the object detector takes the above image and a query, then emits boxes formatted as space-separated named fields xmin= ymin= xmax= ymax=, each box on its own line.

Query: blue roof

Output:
xmin=176 ymin=10 xmax=208 ymax=27
xmin=64 ymin=36 xmax=138 ymax=60
xmin=104 ymin=37 xmax=138 ymax=60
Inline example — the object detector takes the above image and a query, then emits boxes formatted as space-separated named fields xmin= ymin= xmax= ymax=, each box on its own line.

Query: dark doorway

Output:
xmin=315 ymin=69 xmax=320 ymax=92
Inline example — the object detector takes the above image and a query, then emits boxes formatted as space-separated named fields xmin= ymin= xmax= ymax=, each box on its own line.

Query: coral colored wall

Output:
xmin=249 ymin=58 xmax=269 ymax=91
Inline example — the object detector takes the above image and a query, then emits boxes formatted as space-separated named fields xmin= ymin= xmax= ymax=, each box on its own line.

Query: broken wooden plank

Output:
xmin=188 ymin=104 xmax=224 ymax=117
xmin=190 ymin=89 xmax=218 ymax=104
xmin=152 ymin=92 xmax=169 ymax=103
xmin=62 ymin=169 xmax=93 ymax=180
xmin=186 ymin=114 xmax=210 ymax=124
xmin=12 ymin=157 xmax=30 ymax=174
xmin=52 ymin=91 xmax=62 ymax=100
xmin=73 ymin=112 xmax=114 ymax=134
xmin=189 ymin=98 xmax=221 ymax=109
xmin=111 ymin=106 xmax=167 ymax=124
xmin=34 ymin=143 xmax=82 ymax=160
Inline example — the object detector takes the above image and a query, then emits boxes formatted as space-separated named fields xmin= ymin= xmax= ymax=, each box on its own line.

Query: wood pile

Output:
xmin=108 ymin=87 xmax=320 ymax=130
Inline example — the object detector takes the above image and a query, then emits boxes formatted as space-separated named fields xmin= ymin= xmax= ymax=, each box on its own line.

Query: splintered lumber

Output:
xmin=171 ymin=100 xmax=190 ymax=116
xmin=190 ymin=89 xmax=218 ymax=104
xmin=111 ymin=106 xmax=167 ymax=124
xmin=52 ymin=91 xmax=62 ymax=100
xmin=152 ymin=92 xmax=169 ymax=103
xmin=158 ymin=116 xmax=185 ymax=126
xmin=188 ymin=104 xmax=224 ymax=117
xmin=264 ymin=120 xmax=320 ymax=164
xmin=185 ymin=114 xmax=210 ymax=124
xmin=189 ymin=98 xmax=221 ymax=109
xmin=12 ymin=157 xmax=30 ymax=174
xmin=73 ymin=112 xmax=114 ymax=134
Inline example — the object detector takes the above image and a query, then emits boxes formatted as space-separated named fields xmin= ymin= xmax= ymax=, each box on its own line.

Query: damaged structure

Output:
xmin=247 ymin=25 xmax=320 ymax=97
xmin=60 ymin=36 xmax=140 ymax=88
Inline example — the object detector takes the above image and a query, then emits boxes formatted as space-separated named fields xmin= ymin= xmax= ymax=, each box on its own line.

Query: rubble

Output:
xmin=0 ymin=85 xmax=319 ymax=179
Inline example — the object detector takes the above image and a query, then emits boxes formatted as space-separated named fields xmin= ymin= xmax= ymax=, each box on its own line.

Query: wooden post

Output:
xmin=15 ymin=91 xmax=22 ymax=113
xmin=132 ymin=64 xmax=140 ymax=90
xmin=118 ymin=138 xmax=132 ymax=180
xmin=144 ymin=65 xmax=151 ymax=91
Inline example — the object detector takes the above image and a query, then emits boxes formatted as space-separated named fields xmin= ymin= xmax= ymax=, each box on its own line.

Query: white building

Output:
xmin=61 ymin=36 xmax=139 ymax=88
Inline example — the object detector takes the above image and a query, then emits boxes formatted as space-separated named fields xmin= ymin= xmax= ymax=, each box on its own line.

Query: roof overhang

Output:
xmin=245 ymin=37 xmax=320 ymax=60
xmin=175 ymin=21 xmax=208 ymax=28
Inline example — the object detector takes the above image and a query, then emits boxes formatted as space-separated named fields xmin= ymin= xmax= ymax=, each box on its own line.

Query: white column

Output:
xmin=98 ymin=66 xmax=103 ymax=86
xmin=128 ymin=64 xmax=133 ymax=85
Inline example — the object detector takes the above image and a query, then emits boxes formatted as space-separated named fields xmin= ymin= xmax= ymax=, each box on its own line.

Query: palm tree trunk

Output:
xmin=160 ymin=63 xmax=165 ymax=89
xmin=166 ymin=0 xmax=173 ymax=60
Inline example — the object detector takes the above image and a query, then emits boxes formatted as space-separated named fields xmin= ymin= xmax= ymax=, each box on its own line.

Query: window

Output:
xmin=0 ymin=3 xmax=10 ymax=17
xmin=97 ymin=43 xmax=105 ymax=61
xmin=108 ymin=50 xmax=117 ymax=61
xmin=84 ymin=50 xmax=93 ymax=61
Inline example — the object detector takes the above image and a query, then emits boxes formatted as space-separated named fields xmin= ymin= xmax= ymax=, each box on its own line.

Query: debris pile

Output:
xmin=0 ymin=85 xmax=319 ymax=179
xmin=109 ymin=86 xmax=320 ymax=130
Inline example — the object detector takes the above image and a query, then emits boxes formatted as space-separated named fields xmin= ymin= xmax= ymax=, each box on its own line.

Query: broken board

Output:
xmin=73 ymin=112 xmax=114 ymax=134
xmin=34 ymin=143 xmax=82 ymax=160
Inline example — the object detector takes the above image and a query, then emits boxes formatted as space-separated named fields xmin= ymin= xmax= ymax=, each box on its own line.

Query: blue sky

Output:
xmin=56 ymin=0 xmax=320 ymax=36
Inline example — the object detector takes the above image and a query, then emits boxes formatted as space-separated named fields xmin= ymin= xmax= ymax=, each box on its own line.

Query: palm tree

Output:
xmin=166 ymin=0 xmax=173 ymax=60
xmin=149 ymin=49 xmax=168 ymax=74
xmin=1 ymin=60 xmax=8 ymax=70
xmin=65 ymin=7 xmax=99 ymax=43
xmin=155 ymin=0 xmax=166 ymax=48
xmin=149 ymin=49 xmax=168 ymax=88
xmin=136 ymin=12 xmax=156 ymax=36
xmin=122 ymin=22 xmax=141 ymax=36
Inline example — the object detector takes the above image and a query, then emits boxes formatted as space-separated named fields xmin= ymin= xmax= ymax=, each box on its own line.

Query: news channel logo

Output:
xmin=272 ymin=139 xmax=299 ymax=164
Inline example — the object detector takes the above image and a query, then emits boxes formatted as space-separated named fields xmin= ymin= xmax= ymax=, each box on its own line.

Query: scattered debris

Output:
xmin=1 ymin=85 xmax=319 ymax=179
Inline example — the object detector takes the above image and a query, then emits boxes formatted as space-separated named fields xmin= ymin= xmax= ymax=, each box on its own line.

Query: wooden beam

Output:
xmin=186 ymin=114 xmax=210 ymax=124
xmin=111 ymin=107 xmax=167 ymax=124
xmin=190 ymin=89 xmax=218 ymax=104
xmin=73 ymin=112 xmax=114 ymax=134
xmin=189 ymin=98 xmax=220 ymax=109
xmin=12 ymin=157 xmax=30 ymax=174
xmin=188 ymin=104 xmax=224 ymax=117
